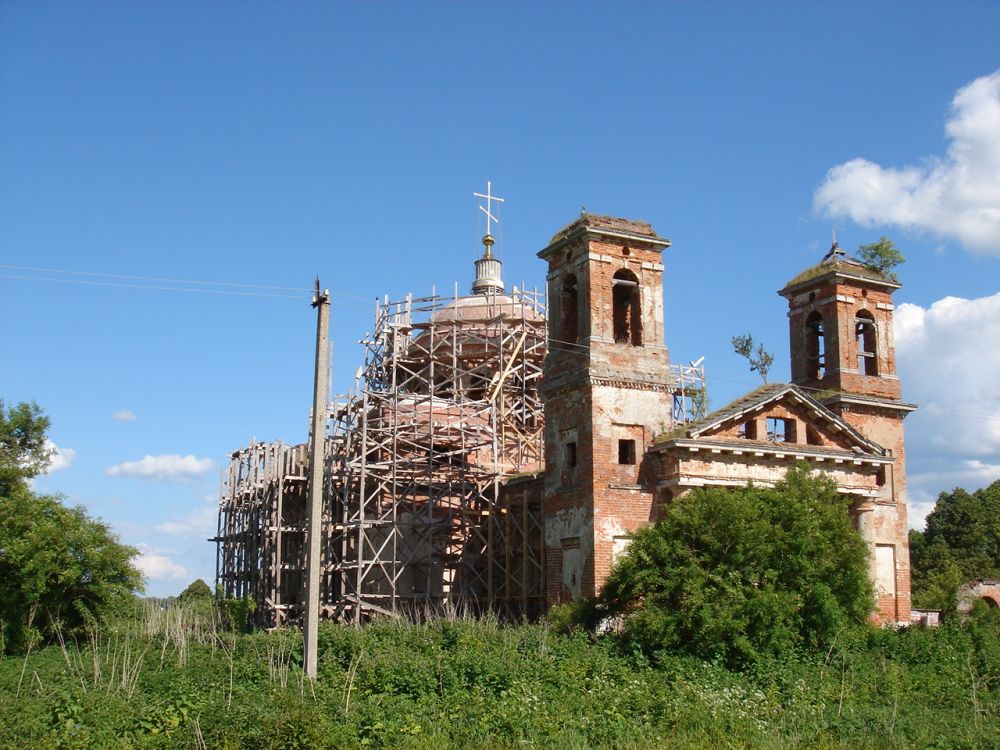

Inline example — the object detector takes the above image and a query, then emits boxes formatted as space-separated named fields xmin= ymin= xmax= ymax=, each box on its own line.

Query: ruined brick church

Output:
xmin=216 ymin=208 xmax=915 ymax=627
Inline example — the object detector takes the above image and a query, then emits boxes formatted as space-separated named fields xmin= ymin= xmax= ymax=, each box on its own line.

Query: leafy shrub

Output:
xmin=0 ymin=484 xmax=142 ymax=654
xmin=601 ymin=465 xmax=873 ymax=667
xmin=216 ymin=592 xmax=256 ymax=633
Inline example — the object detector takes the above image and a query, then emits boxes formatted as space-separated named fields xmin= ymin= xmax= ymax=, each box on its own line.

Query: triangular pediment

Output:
xmin=670 ymin=383 xmax=885 ymax=456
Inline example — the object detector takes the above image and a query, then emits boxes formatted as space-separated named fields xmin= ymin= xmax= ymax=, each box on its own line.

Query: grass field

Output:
xmin=2 ymin=603 xmax=998 ymax=749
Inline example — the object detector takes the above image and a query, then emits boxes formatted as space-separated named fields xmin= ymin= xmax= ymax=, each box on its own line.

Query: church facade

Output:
xmin=503 ymin=214 xmax=915 ymax=624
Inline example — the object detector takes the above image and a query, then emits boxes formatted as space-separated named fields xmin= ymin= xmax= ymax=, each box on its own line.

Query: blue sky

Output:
xmin=2 ymin=2 xmax=999 ymax=596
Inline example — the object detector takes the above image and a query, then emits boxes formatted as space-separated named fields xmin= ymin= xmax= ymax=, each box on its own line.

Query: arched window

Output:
xmin=612 ymin=269 xmax=642 ymax=346
xmin=855 ymin=310 xmax=878 ymax=376
xmin=805 ymin=311 xmax=825 ymax=380
xmin=560 ymin=274 xmax=579 ymax=344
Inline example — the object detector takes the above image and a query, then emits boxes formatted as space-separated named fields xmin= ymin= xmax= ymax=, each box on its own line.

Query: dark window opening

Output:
xmin=806 ymin=425 xmax=823 ymax=446
xmin=805 ymin=311 xmax=826 ymax=380
xmin=876 ymin=467 xmax=887 ymax=487
xmin=612 ymin=269 xmax=642 ymax=346
xmin=565 ymin=441 xmax=577 ymax=468
xmin=767 ymin=417 xmax=796 ymax=443
xmin=738 ymin=420 xmax=758 ymax=440
xmin=618 ymin=439 xmax=636 ymax=465
xmin=855 ymin=311 xmax=878 ymax=376
xmin=560 ymin=275 xmax=579 ymax=344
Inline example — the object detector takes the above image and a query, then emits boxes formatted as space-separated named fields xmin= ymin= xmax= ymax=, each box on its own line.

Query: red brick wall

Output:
xmin=784 ymin=277 xmax=901 ymax=401
xmin=781 ymin=269 xmax=912 ymax=624
xmin=539 ymin=221 xmax=672 ymax=606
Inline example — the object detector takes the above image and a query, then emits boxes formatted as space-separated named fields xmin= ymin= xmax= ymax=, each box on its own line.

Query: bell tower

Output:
xmin=779 ymin=243 xmax=916 ymax=624
xmin=538 ymin=215 xmax=674 ymax=604
xmin=782 ymin=241 xmax=902 ymax=400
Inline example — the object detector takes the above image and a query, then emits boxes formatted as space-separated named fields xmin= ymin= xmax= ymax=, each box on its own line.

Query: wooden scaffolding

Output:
xmin=215 ymin=285 xmax=548 ymax=626
xmin=326 ymin=286 xmax=548 ymax=622
xmin=214 ymin=441 xmax=309 ymax=627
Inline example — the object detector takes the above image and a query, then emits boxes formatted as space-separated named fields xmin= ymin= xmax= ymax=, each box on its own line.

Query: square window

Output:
xmin=618 ymin=439 xmax=636 ymax=465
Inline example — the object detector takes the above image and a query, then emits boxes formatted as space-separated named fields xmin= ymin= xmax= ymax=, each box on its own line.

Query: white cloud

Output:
xmin=815 ymin=69 xmax=1000 ymax=254
xmin=106 ymin=454 xmax=216 ymax=481
xmin=895 ymin=292 xmax=1000 ymax=527
xmin=112 ymin=410 xmax=137 ymax=422
xmin=155 ymin=506 xmax=218 ymax=537
xmin=134 ymin=544 xmax=188 ymax=582
xmin=43 ymin=440 xmax=76 ymax=473
xmin=895 ymin=293 xmax=1000 ymax=456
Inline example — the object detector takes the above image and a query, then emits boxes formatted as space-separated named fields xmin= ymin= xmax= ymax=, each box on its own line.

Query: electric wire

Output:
xmin=0 ymin=263 xmax=308 ymax=292
xmin=0 ymin=263 xmax=376 ymax=303
xmin=0 ymin=273 xmax=306 ymax=300
xmin=0 ymin=269 xmax=376 ymax=312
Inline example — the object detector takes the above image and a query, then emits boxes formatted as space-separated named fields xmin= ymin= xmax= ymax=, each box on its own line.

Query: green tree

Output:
xmin=923 ymin=482 xmax=1000 ymax=576
xmin=910 ymin=480 xmax=1000 ymax=614
xmin=178 ymin=578 xmax=213 ymax=604
xmin=909 ymin=530 xmax=965 ymax=613
xmin=0 ymin=401 xmax=142 ymax=653
xmin=600 ymin=465 xmax=873 ymax=667
xmin=0 ymin=400 xmax=51 ymax=496
xmin=731 ymin=333 xmax=775 ymax=383
xmin=857 ymin=237 xmax=905 ymax=282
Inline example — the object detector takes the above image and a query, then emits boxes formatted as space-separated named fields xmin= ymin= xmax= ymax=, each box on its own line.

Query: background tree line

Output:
xmin=910 ymin=480 xmax=1000 ymax=614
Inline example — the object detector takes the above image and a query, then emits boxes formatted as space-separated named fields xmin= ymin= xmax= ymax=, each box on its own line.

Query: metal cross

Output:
xmin=473 ymin=180 xmax=505 ymax=236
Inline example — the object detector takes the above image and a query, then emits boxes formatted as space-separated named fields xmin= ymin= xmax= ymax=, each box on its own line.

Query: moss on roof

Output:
xmin=548 ymin=214 xmax=659 ymax=245
xmin=783 ymin=257 xmax=894 ymax=290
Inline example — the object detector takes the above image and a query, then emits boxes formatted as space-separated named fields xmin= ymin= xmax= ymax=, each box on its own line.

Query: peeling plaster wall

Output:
xmin=544 ymin=505 xmax=594 ymax=598
xmin=661 ymin=451 xmax=882 ymax=495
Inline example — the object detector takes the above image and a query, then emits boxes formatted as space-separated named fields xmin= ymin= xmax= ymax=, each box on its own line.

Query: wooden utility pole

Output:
xmin=304 ymin=278 xmax=330 ymax=680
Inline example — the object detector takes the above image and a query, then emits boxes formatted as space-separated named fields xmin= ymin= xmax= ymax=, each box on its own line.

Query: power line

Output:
xmin=0 ymin=263 xmax=376 ymax=303
xmin=0 ymin=263 xmax=309 ymax=292
xmin=0 ymin=270 xmax=375 ymax=311
xmin=0 ymin=273 xmax=307 ymax=300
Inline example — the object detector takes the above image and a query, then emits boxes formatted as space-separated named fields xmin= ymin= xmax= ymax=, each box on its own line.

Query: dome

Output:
xmin=429 ymin=294 xmax=545 ymax=325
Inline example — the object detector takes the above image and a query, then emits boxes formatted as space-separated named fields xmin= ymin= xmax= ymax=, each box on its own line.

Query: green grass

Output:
xmin=1 ymin=605 xmax=998 ymax=749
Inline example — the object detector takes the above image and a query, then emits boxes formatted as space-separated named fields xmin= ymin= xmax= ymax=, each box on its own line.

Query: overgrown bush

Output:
xmin=0 ymin=485 xmax=142 ymax=655
xmin=601 ymin=465 xmax=873 ymax=667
